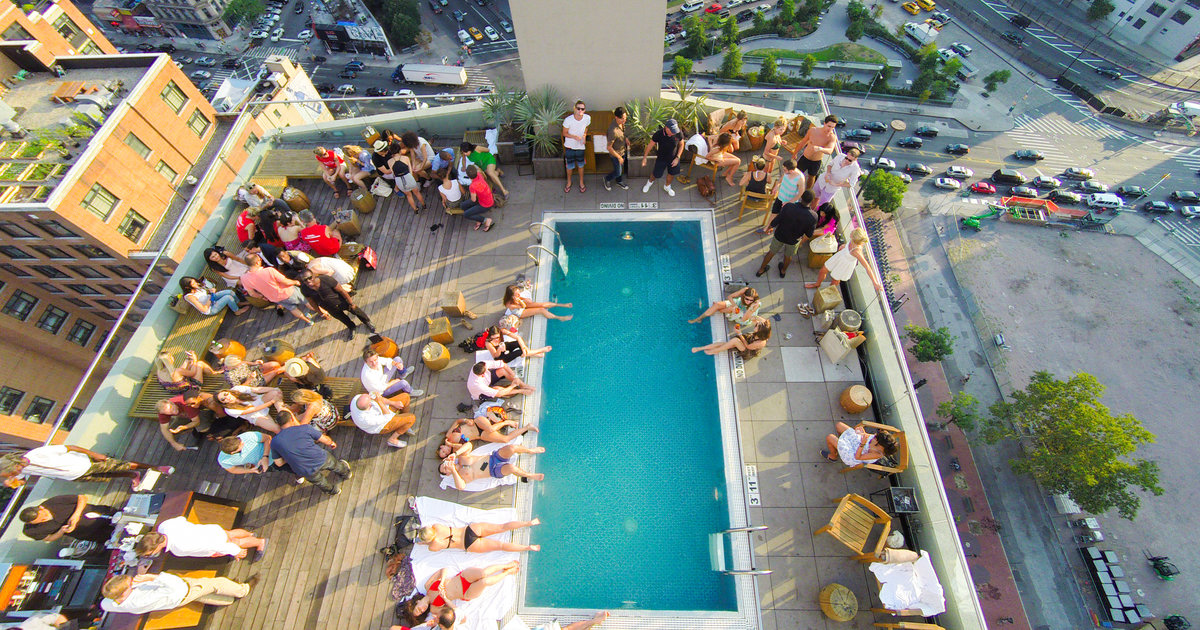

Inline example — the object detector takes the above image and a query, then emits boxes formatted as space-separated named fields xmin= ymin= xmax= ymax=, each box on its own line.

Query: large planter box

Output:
xmin=496 ymin=141 xmax=515 ymax=164
xmin=533 ymin=156 xmax=564 ymax=179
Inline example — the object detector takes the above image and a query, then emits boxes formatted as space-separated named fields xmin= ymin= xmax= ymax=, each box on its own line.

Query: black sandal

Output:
xmin=777 ymin=261 xmax=786 ymax=278
xmin=755 ymin=265 xmax=768 ymax=277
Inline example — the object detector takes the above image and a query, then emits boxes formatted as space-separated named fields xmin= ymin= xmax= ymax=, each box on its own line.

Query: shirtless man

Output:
xmin=794 ymin=114 xmax=841 ymax=191
xmin=440 ymin=442 xmax=545 ymax=489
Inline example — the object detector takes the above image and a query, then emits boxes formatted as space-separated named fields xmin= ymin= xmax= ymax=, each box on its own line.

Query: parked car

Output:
xmin=1078 ymin=180 xmax=1108 ymax=193
xmin=665 ymin=33 xmax=677 ymax=44
xmin=499 ymin=18 xmax=513 ymax=32
xmin=1002 ymin=31 xmax=1025 ymax=45
xmin=1063 ymin=167 xmax=1095 ymax=180
xmin=189 ymin=70 xmax=212 ymax=80
xmin=1010 ymin=14 xmax=1031 ymax=28
xmin=1049 ymin=189 xmax=1081 ymax=204
xmin=315 ymin=82 xmax=335 ymax=92
xmin=862 ymin=121 xmax=888 ymax=132
xmin=1170 ymin=190 xmax=1200 ymax=202
xmin=1014 ymin=149 xmax=1044 ymax=161
xmin=896 ymin=136 xmax=923 ymax=148
xmin=934 ymin=177 xmax=962 ymax=190
xmin=453 ymin=9 xmax=466 ymax=20
xmin=914 ymin=125 xmax=939 ymax=137
xmin=895 ymin=172 xmax=913 ymax=184
xmin=335 ymin=84 xmax=356 ymax=93
xmin=160 ymin=44 xmax=177 ymax=53
xmin=868 ymin=157 xmax=897 ymax=170
xmin=136 ymin=43 xmax=155 ymax=52
xmin=705 ymin=2 xmax=723 ymax=12
xmin=755 ymin=4 xmax=770 ymax=13
xmin=428 ymin=0 xmax=443 ymax=13
xmin=1181 ymin=205 xmax=1200 ymax=218
xmin=338 ymin=70 xmax=357 ymax=79
xmin=906 ymin=163 xmax=933 ymax=176
xmin=737 ymin=10 xmax=754 ymax=21
xmin=1142 ymin=200 xmax=1174 ymax=214
xmin=945 ymin=143 xmax=970 ymax=155
xmin=971 ymin=181 xmax=996 ymax=194
xmin=945 ymin=165 xmax=973 ymax=179
xmin=1095 ymin=66 xmax=1123 ymax=80
xmin=270 ymin=27 xmax=284 ymax=41
xmin=1032 ymin=176 xmax=1062 ymax=189
xmin=468 ymin=26 xmax=483 ymax=40
xmin=901 ymin=2 xmax=921 ymax=14
xmin=844 ymin=129 xmax=872 ymax=142
xmin=950 ymin=42 xmax=972 ymax=56
xmin=1115 ymin=185 xmax=1147 ymax=198
xmin=178 ymin=55 xmax=195 ymax=64
xmin=298 ymin=29 xmax=313 ymax=39
xmin=484 ymin=25 xmax=499 ymax=40
xmin=1012 ymin=185 xmax=1039 ymax=198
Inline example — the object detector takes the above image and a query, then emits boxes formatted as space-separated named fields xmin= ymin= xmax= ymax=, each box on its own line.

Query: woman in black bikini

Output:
xmin=417 ymin=519 xmax=541 ymax=553
xmin=482 ymin=325 xmax=551 ymax=363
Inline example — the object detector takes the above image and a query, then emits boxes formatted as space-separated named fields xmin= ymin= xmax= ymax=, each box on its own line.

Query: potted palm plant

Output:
xmin=516 ymin=85 xmax=568 ymax=179
xmin=623 ymin=97 xmax=674 ymax=178
xmin=480 ymin=81 xmax=525 ymax=164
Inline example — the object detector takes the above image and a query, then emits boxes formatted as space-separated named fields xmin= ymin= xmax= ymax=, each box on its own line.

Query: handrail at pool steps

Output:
xmin=527 ymin=221 xmax=560 ymax=243
xmin=709 ymin=526 xmax=772 ymax=576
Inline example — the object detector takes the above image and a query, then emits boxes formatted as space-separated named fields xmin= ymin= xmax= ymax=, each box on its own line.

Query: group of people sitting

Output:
xmin=312 ymin=129 xmax=507 ymax=232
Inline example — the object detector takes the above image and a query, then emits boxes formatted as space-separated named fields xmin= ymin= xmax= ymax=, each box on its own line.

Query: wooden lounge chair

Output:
xmin=814 ymin=493 xmax=891 ymax=562
xmin=737 ymin=186 xmax=775 ymax=223
xmin=840 ymin=421 xmax=909 ymax=476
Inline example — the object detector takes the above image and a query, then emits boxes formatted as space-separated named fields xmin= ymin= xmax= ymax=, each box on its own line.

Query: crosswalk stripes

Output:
xmin=1170 ymin=155 xmax=1200 ymax=171
xmin=243 ymin=45 xmax=302 ymax=60
xmin=463 ymin=67 xmax=494 ymax=92
xmin=1163 ymin=218 xmax=1200 ymax=246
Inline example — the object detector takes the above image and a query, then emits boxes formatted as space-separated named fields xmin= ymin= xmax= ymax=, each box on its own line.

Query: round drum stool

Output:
xmin=808 ymin=233 xmax=838 ymax=269
xmin=209 ymin=338 xmax=246 ymax=361
xmin=818 ymin=583 xmax=857 ymax=622
xmin=245 ymin=295 xmax=273 ymax=310
xmin=282 ymin=186 xmax=310 ymax=212
xmin=836 ymin=309 xmax=862 ymax=333
xmin=370 ymin=335 xmax=398 ymax=359
xmin=422 ymin=342 xmax=450 ymax=371
xmin=839 ymin=385 xmax=873 ymax=414
xmin=350 ymin=188 xmax=376 ymax=214
xmin=261 ymin=339 xmax=295 ymax=364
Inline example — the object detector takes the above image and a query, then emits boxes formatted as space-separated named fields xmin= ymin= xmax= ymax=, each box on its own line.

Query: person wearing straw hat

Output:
xmin=282 ymin=354 xmax=327 ymax=391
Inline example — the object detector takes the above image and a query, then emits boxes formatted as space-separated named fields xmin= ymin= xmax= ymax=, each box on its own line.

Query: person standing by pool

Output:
xmin=805 ymin=227 xmax=884 ymax=293
xmin=688 ymin=286 xmax=761 ymax=329
xmin=793 ymin=114 xmax=841 ymax=191
xmin=641 ymin=118 xmax=685 ymax=197
xmin=755 ymin=192 xmax=836 ymax=279
xmin=562 ymin=100 xmax=590 ymax=193
xmin=502 ymin=285 xmax=572 ymax=321
xmin=603 ymin=106 xmax=629 ymax=191
xmin=761 ymin=159 xmax=806 ymax=232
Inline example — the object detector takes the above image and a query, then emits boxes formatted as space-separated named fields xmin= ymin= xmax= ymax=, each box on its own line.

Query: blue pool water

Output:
xmin=525 ymin=219 xmax=736 ymax=612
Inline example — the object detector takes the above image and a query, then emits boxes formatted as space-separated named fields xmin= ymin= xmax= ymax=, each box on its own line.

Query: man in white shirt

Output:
xmin=100 ymin=572 xmax=256 ymax=615
xmin=467 ymin=360 xmax=533 ymax=401
xmin=812 ymin=146 xmax=862 ymax=207
xmin=0 ymin=445 xmax=171 ymax=490
xmin=134 ymin=516 xmax=267 ymax=561
xmin=360 ymin=347 xmax=424 ymax=397
xmin=562 ymin=100 xmax=591 ymax=194
xmin=307 ymin=255 xmax=356 ymax=288
xmin=348 ymin=392 xmax=416 ymax=448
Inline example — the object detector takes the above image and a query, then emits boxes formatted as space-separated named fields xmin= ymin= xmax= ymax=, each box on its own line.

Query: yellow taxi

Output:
xmin=901 ymin=2 xmax=921 ymax=14
xmin=468 ymin=26 xmax=483 ymax=40
xmin=917 ymin=0 xmax=936 ymax=10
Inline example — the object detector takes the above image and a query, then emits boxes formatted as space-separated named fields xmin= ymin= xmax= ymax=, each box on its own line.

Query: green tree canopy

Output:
xmin=943 ymin=57 xmax=963 ymax=79
xmin=800 ymin=54 xmax=817 ymax=77
xmin=758 ymin=54 xmax=778 ymax=84
xmin=719 ymin=45 xmax=743 ymax=79
xmin=722 ymin=16 xmax=739 ymax=46
xmin=846 ymin=0 xmax=870 ymax=22
xmin=780 ymin=0 xmax=795 ymax=23
xmin=1087 ymin=0 xmax=1115 ymax=20
xmin=904 ymin=324 xmax=955 ymax=360
xmin=686 ymin=16 xmax=707 ymax=56
xmin=672 ymin=55 xmax=694 ymax=79
xmin=983 ymin=69 xmax=1011 ymax=92
xmin=986 ymin=372 xmax=1161 ymax=520
xmin=936 ymin=391 xmax=981 ymax=432
xmin=916 ymin=42 xmax=937 ymax=61
xmin=223 ymin=0 xmax=264 ymax=26
xmin=862 ymin=170 xmax=908 ymax=213
xmin=846 ymin=20 xmax=864 ymax=41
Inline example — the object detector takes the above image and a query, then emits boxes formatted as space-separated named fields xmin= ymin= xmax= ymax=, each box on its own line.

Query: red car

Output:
xmin=971 ymin=181 xmax=996 ymax=194
xmin=705 ymin=2 xmax=723 ymax=12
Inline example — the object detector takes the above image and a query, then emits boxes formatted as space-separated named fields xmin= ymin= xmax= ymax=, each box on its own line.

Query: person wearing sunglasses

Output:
xmin=562 ymin=100 xmax=591 ymax=193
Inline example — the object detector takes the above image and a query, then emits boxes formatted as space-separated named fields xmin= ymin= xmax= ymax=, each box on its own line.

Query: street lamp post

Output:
xmin=861 ymin=70 xmax=881 ymax=107
xmin=857 ymin=119 xmax=906 ymax=201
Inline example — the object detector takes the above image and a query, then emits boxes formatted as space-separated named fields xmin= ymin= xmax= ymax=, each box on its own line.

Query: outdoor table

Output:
xmin=818 ymin=583 xmax=858 ymax=622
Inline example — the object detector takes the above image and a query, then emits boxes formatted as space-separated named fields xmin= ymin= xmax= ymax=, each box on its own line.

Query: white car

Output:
xmin=335 ymin=84 xmax=355 ymax=93
xmin=1180 ymin=205 xmax=1200 ymax=218
xmin=270 ymin=27 xmax=284 ymax=41
xmin=934 ymin=177 xmax=962 ymax=190
xmin=756 ymin=4 xmax=770 ymax=13
xmin=249 ymin=30 xmax=268 ymax=39
xmin=868 ymin=157 xmax=896 ymax=170
xmin=665 ymin=33 xmax=676 ymax=44
xmin=483 ymin=26 xmax=498 ymax=40
xmin=727 ymin=0 xmax=745 ymax=5
xmin=297 ymin=29 xmax=312 ymax=39
xmin=189 ymin=70 xmax=212 ymax=80
xmin=946 ymin=165 xmax=974 ymax=179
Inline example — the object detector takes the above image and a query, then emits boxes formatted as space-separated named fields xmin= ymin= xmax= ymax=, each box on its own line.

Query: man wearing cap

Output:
xmin=282 ymin=354 xmax=327 ymax=391
xmin=562 ymin=100 xmax=591 ymax=193
xmin=300 ymin=271 xmax=376 ymax=341
xmin=641 ymin=118 xmax=685 ymax=197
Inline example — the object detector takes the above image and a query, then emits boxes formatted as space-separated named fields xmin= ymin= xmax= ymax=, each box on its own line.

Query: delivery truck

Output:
xmin=391 ymin=63 xmax=469 ymax=86
xmin=904 ymin=22 xmax=938 ymax=46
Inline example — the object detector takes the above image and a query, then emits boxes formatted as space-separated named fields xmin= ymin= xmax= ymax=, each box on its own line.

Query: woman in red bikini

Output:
xmin=397 ymin=561 xmax=520 ymax=626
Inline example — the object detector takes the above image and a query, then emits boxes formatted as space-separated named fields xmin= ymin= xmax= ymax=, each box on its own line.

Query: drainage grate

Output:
xmin=962 ymin=497 xmax=975 ymax=513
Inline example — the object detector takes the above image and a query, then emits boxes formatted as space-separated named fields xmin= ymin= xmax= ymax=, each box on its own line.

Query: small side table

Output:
xmin=871 ymin=486 xmax=920 ymax=515
xmin=819 ymin=583 xmax=858 ymax=622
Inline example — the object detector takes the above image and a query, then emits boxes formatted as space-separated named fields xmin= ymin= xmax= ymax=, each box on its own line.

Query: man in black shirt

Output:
xmin=756 ymin=191 xmax=832 ymax=278
xmin=20 ymin=495 xmax=117 ymax=543
xmin=640 ymin=118 xmax=685 ymax=197
xmin=300 ymin=272 xmax=375 ymax=340
xmin=370 ymin=139 xmax=401 ymax=187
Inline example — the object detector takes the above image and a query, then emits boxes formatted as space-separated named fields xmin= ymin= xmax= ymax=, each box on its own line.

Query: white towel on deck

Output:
xmin=868 ymin=550 xmax=946 ymax=616
xmin=439 ymin=441 xmax=520 ymax=492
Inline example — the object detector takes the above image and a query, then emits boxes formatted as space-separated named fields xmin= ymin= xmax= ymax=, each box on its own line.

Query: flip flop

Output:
xmin=483 ymin=219 xmax=494 ymax=232
xmin=564 ymin=184 xmax=572 ymax=193
xmin=579 ymin=184 xmax=587 ymax=193
xmin=821 ymin=449 xmax=837 ymax=462
xmin=755 ymin=265 xmax=768 ymax=277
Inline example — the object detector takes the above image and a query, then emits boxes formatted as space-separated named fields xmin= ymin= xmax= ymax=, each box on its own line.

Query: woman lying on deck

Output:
xmin=417 ymin=519 xmax=541 ymax=553
xmin=397 ymin=562 xmax=521 ymax=627
xmin=437 ymin=410 xmax=538 ymax=455
xmin=439 ymin=443 xmax=545 ymax=489
xmin=155 ymin=351 xmax=220 ymax=395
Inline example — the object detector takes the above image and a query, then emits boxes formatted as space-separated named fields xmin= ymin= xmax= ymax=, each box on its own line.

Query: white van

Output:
xmin=457 ymin=29 xmax=472 ymax=46
xmin=1086 ymin=193 xmax=1122 ymax=210
xmin=681 ymin=0 xmax=703 ymax=12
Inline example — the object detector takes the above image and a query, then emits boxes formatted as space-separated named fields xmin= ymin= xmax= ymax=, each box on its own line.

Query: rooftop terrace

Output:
xmin=1 ymin=93 xmax=984 ymax=630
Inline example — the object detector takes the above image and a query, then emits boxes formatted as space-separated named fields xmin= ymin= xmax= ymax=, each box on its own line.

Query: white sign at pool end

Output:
xmin=745 ymin=465 xmax=760 ymax=506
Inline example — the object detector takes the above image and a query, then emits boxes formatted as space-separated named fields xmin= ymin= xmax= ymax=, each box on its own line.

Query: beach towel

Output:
xmin=439 ymin=442 xmax=519 ymax=492
xmin=868 ymin=550 xmax=946 ymax=616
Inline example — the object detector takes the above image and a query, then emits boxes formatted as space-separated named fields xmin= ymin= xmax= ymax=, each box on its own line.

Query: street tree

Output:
xmin=846 ymin=0 xmax=869 ymax=21
xmin=985 ymin=371 xmax=1162 ymax=520
xmin=862 ymin=171 xmax=908 ymax=213
xmin=846 ymin=19 xmax=864 ymax=41
xmin=1087 ymin=0 xmax=1115 ymax=20
xmin=983 ymin=69 xmax=1011 ymax=92
xmin=780 ymin=0 xmax=795 ymax=23
xmin=686 ymin=16 xmax=706 ymax=57
xmin=916 ymin=42 xmax=937 ymax=61
xmin=943 ymin=57 xmax=963 ymax=80
xmin=800 ymin=54 xmax=817 ymax=77
xmin=672 ymin=55 xmax=694 ymax=80
xmin=872 ymin=3 xmax=884 ymax=19
xmin=830 ymin=72 xmax=850 ymax=96
xmin=223 ymin=0 xmax=264 ymax=26
xmin=918 ymin=89 xmax=932 ymax=104
xmin=936 ymin=391 xmax=981 ymax=432
xmin=719 ymin=45 xmax=743 ymax=79
xmin=903 ymin=324 xmax=955 ymax=361
xmin=722 ymin=16 xmax=739 ymax=46
xmin=758 ymin=54 xmax=778 ymax=84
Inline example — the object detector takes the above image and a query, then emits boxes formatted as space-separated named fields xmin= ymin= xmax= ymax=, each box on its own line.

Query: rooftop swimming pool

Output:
xmin=516 ymin=212 xmax=760 ymax=629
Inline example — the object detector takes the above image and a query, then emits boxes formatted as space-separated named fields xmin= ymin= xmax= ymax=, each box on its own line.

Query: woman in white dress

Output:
xmin=217 ymin=387 xmax=283 ymax=434
xmin=822 ymin=421 xmax=898 ymax=465
xmin=805 ymin=227 xmax=883 ymax=292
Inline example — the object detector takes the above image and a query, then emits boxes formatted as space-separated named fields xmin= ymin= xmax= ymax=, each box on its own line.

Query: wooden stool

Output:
xmin=819 ymin=583 xmax=858 ymax=622
xmin=422 ymin=342 xmax=450 ymax=371
xmin=334 ymin=209 xmax=362 ymax=237
xmin=836 ymin=309 xmax=862 ymax=333
xmin=370 ymin=334 xmax=398 ymax=358
xmin=262 ymin=339 xmax=295 ymax=364
xmin=809 ymin=233 xmax=838 ymax=269
xmin=209 ymin=338 xmax=246 ymax=361
xmin=350 ymin=188 xmax=376 ymax=214
xmin=839 ymin=385 xmax=873 ymax=414
xmin=282 ymin=186 xmax=309 ymax=212
xmin=813 ymin=285 xmax=842 ymax=313
xmin=426 ymin=316 xmax=454 ymax=344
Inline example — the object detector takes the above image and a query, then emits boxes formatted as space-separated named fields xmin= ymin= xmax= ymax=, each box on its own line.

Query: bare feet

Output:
xmin=529 ymin=446 xmax=546 ymax=453
xmin=529 ymin=544 xmax=541 ymax=551
xmin=531 ymin=518 xmax=541 ymax=526
xmin=531 ymin=472 xmax=545 ymax=481
xmin=592 ymin=611 xmax=611 ymax=623
xmin=804 ymin=281 xmax=820 ymax=289
xmin=691 ymin=347 xmax=703 ymax=353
